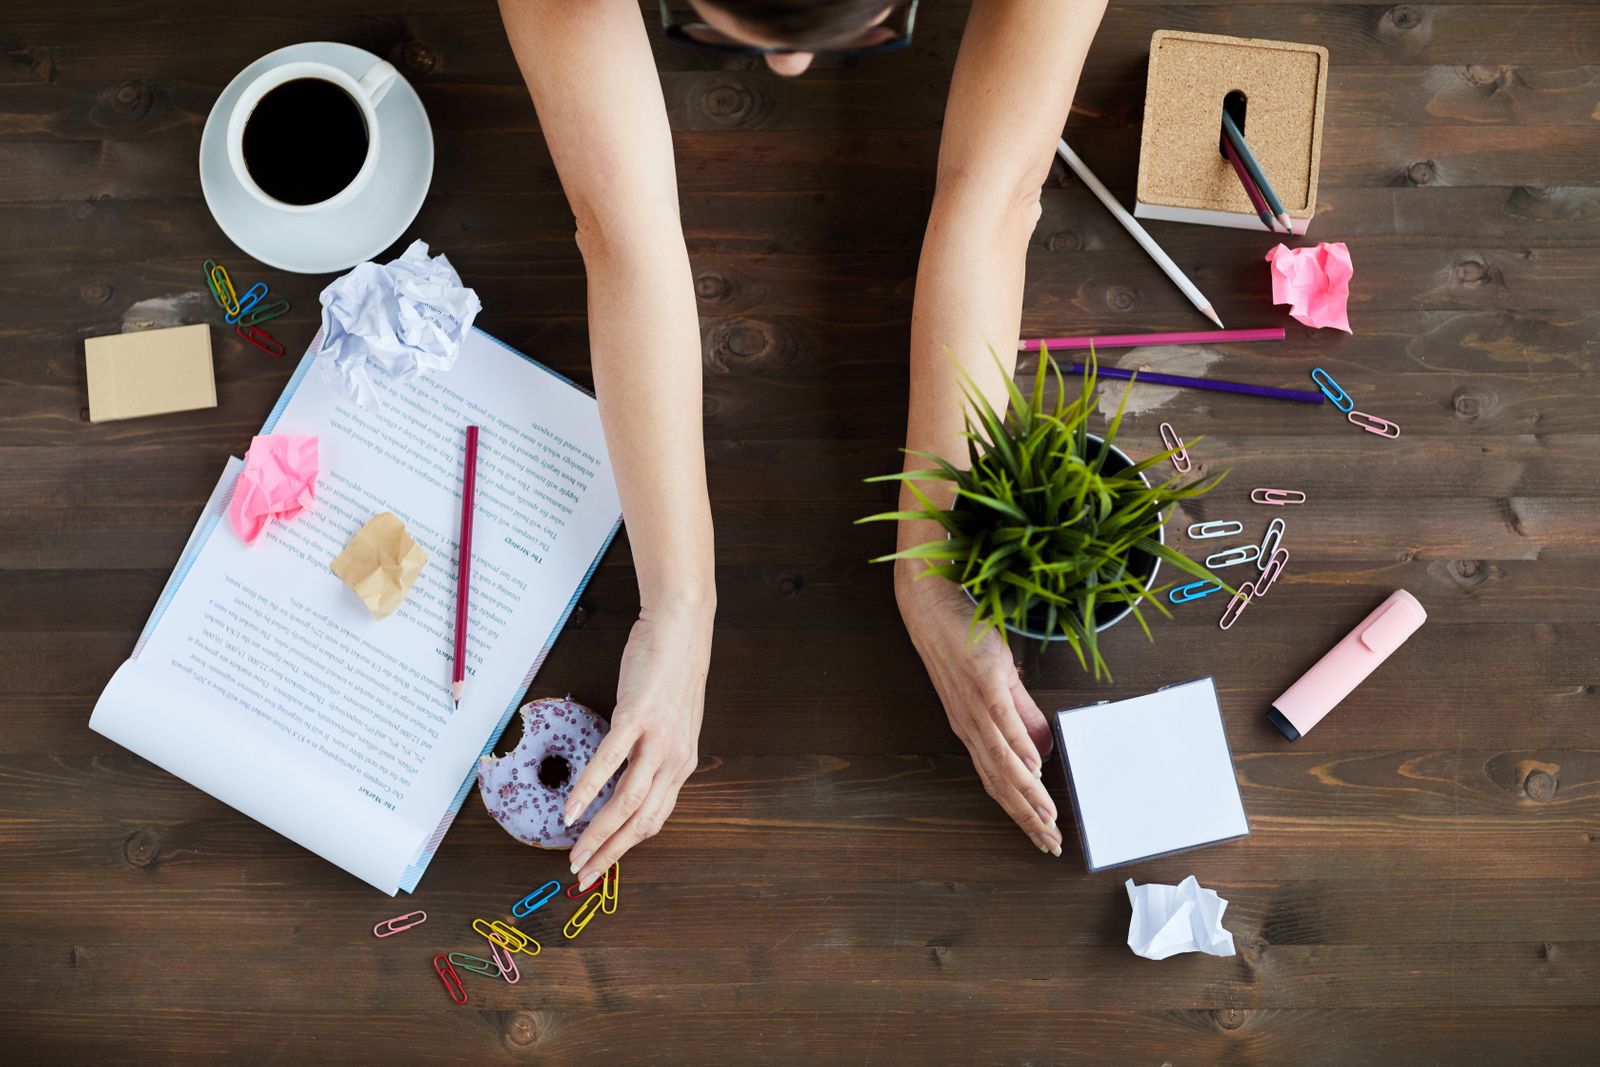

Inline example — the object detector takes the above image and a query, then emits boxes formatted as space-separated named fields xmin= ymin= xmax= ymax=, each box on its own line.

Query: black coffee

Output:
xmin=241 ymin=78 xmax=369 ymax=205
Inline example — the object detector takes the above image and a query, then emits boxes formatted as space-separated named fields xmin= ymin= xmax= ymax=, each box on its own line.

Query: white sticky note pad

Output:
xmin=1053 ymin=677 xmax=1249 ymax=871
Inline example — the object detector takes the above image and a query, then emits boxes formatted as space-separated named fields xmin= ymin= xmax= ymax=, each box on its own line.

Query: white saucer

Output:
xmin=200 ymin=42 xmax=434 ymax=274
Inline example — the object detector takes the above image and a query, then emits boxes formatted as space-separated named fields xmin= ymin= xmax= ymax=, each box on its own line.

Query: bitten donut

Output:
xmin=477 ymin=696 xmax=617 ymax=850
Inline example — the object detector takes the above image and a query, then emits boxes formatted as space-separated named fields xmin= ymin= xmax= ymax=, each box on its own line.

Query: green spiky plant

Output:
xmin=859 ymin=346 xmax=1228 ymax=681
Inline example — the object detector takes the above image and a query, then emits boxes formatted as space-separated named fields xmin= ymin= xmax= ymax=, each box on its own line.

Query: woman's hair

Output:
xmin=699 ymin=0 xmax=894 ymax=48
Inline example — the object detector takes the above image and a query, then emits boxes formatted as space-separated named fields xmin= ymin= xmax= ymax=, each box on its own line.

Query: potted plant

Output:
xmin=860 ymin=347 xmax=1227 ymax=681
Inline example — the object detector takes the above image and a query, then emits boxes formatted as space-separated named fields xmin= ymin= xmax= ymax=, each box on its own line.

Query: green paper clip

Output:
xmin=203 ymin=259 xmax=228 ymax=310
xmin=240 ymin=298 xmax=290 ymax=327
xmin=447 ymin=951 xmax=501 ymax=978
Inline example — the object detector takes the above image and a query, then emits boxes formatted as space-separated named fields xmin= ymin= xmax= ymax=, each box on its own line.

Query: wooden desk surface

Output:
xmin=4 ymin=1 xmax=1598 ymax=1062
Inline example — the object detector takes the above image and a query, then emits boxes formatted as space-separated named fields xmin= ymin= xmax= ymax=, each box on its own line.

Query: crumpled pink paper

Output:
xmin=229 ymin=435 xmax=319 ymax=545
xmin=1265 ymin=242 xmax=1353 ymax=333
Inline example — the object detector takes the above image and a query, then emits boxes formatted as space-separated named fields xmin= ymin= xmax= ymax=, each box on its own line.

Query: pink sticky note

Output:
xmin=1265 ymin=242 xmax=1353 ymax=333
xmin=229 ymin=435 xmax=319 ymax=545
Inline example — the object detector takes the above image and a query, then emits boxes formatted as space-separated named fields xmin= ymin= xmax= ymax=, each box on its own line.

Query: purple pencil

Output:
xmin=1019 ymin=328 xmax=1285 ymax=352
xmin=1056 ymin=361 xmax=1324 ymax=405
xmin=1223 ymin=135 xmax=1278 ymax=232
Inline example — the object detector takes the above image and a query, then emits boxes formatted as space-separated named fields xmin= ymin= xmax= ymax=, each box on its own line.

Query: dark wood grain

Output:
xmin=3 ymin=0 xmax=1599 ymax=1063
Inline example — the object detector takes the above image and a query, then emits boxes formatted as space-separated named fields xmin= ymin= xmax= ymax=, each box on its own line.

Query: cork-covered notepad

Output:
xmin=85 ymin=323 xmax=217 ymax=422
xmin=1135 ymin=31 xmax=1329 ymax=234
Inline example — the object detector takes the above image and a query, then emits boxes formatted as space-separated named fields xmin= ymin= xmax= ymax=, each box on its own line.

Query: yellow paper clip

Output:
xmin=564 ymin=894 xmax=603 ymax=939
xmin=474 ymin=917 xmax=539 ymax=956
xmin=600 ymin=862 xmax=619 ymax=915
xmin=210 ymin=263 xmax=240 ymax=317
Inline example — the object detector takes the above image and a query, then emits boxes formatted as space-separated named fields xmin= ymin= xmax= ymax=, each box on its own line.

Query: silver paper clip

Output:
xmin=1347 ymin=410 xmax=1400 ymax=438
xmin=1159 ymin=422 xmax=1191 ymax=473
xmin=1257 ymin=518 xmax=1286 ymax=566
xmin=1169 ymin=579 xmax=1222 ymax=605
xmin=1206 ymin=544 xmax=1260 ymax=569
xmin=1311 ymin=367 xmax=1354 ymax=412
xmin=1256 ymin=547 xmax=1289 ymax=595
xmin=1219 ymin=581 xmax=1256 ymax=630
xmin=1251 ymin=488 xmax=1306 ymax=506
xmin=1188 ymin=520 xmax=1243 ymax=539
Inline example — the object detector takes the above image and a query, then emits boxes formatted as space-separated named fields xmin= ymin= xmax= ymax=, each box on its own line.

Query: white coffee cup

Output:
xmin=226 ymin=58 xmax=399 ymax=214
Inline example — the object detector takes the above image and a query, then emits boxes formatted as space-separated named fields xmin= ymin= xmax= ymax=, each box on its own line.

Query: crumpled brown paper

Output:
xmin=330 ymin=511 xmax=428 ymax=619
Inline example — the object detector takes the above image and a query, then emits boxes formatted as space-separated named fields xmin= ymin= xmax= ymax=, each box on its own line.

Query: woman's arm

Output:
xmin=500 ymin=0 xmax=714 ymax=887
xmin=897 ymin=0 xmax=1108 ymax=854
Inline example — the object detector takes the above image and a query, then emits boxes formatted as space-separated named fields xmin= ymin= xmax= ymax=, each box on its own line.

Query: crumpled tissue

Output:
xmin=315 ymin=239 xmax=482 ymax=409
xmin=229 ymin=434 xmax=319 ymax=546
xmin=1125 ymin=876 xmax=1236 ymax=960
xmin=1266 ymin=241 xmax=1353 ymax=333
xmin=329 ymin=511 xmax=429 ymax=620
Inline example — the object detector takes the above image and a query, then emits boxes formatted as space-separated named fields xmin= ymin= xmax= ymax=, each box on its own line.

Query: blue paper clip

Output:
xmin=225 ymin=281 xmax=268 ymax=324
xmin=1311 ymin=367 xmax=1354 ymax=413
xmin=1169 ymin=580 xmax=1222 ymax=605
xmin=512 ymin=880 xmax=562 ymax=918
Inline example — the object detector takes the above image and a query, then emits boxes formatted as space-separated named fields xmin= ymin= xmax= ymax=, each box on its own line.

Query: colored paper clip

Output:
xmin=448 ymin=952 xmax=502 ymax=979
xmin=1256 ymin=547 xmax=1289 ymax=595
xmin=236 ymin=323 xmax=285 ymax=357
xmin=1159 ymin=422 xmax=1191 ymax=473
xmin=225 ymin=281 xmax=268 ymax=324
xmin=564 ymin=894 xmax=603 ymax=940
xmin=1169 ymin=580 xmax=1222 ymax=605
xmin=1219 ymin=581 xmax=1256 ymax=631
xmin=240 ymin=297 xmax=290 ymax=327
xmin=1348 ymin=410 xmax=1399 ymax=438
xmin=1188 ymin=520 xmax=1243 ymax=539
xmin=433 ymin=955 xmax=467 ymax=1005
xmin=567 ymin=879 xmax=602 ymax=899
xmin=373 ymin=910 xmax=427 ymax=938
xmin=1257 ymin=518 xmax=1286 ymax=566
xmin=513 ymin=880 xmax=562 ymax=918
xmin=1251 ymin=488 xmax=1306 ymax=506
xmin=202 ymin=259 xmax=227 ymax=309
xmin=601 ymin=862 xmax=619 ymax=915
xmin=1205 ymin=544 xmax=1260 ymax=569
xmin=488 ymin=938 xmax=520 ymax=985
xmin=210 ymin=263 xmax=240 ymax=318
xmin=1311 ymin=367 xmax=1353 ymax=413
xmin=488 ymin=919 xmax=540 ymax=956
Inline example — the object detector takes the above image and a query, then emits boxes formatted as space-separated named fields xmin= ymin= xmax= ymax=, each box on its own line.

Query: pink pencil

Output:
xmin=1018 ymin=328 xmax=1285 ymax=352
xmin=452 ymin=425 xmax=479 ymax=707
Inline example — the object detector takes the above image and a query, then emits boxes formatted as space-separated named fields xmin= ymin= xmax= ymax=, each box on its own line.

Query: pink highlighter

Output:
xmin=1268 ymin=590 xmax=1427 ymax=741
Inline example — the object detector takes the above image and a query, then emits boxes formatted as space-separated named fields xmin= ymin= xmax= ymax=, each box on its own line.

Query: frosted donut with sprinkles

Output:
xmin=477 ymin=696 xmax=617 ymax=850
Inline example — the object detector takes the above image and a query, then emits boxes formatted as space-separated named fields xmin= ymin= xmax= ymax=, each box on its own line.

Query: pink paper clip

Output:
xmin=1159 ymin=422 xmax=1191 ymax=473
xmin=373 ymin=910 xmax=427 ymax=938
xmin=1219 ymin=581 xmax=1257 ymax=630
xmin=1347 ymin=410 xmax=1399 ymax=438
xmin=488 ymin=938 xmax=520 ymax=985
xmin=236 ymin=323 xmax=285 ymax=357
xmin=1251 ymin=488 xmax=1306 ymax=506
xmin=434 ymin=954 xmax=467 ymax=1005
xmin=1256 ymin=548 xmax=1289 ymax=595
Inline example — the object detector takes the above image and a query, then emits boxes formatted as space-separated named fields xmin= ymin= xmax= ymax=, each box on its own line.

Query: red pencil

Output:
xmin=452 ymin=425 xmax=479 ymax=707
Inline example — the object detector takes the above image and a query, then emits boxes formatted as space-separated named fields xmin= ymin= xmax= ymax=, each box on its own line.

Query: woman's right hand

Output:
xmin=895 ymin=563 xmax=1064 ymax=856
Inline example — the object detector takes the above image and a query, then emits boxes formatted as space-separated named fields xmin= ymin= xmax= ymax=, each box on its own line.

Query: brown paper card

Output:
xmin=330 ymin=511 xmax=429 ymax=620
xmin=85 ymin=323 xmax=217 ymax=422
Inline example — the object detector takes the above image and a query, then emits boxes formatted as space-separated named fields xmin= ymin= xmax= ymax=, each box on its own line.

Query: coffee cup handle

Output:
xmin=355 ymin=61 xmax=400 ymax=108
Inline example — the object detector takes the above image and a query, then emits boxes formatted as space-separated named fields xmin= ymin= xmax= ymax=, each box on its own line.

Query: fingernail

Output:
xmin=1049 ymin=842 xmax=1063 ymax=858
xmin=1033 ymin=767 xmax=1043 ymax=780
xmin=1027 ymin=832 xmax=1047 ymax=853
xmin=578 ymin=871 xmax=597 ymax=891
xmin=569 ymin=849 xmax=591 ymax=874
xmin=563 ymin=809 xmax=576 ymax=828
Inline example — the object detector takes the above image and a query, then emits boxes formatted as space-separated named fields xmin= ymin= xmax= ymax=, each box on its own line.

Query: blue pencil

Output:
xmin=1221 ymin=112 xmax=1293 ymax=232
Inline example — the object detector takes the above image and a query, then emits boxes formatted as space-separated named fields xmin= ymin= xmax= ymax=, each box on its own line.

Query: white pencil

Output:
xmin=1055 ymin=139 xmax=1224 ymax=329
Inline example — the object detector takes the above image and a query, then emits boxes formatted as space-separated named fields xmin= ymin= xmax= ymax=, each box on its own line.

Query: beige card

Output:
xmin=85 ymin=323 xmax=217 ymax=422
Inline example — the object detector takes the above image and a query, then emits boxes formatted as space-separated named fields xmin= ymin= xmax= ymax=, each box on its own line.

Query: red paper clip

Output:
xmin=373 ymin=910 xmax=427 ymax=938
xmin=1219 ymin=581 xmax=1256 ymax=631
xmin=236 ymin=323 xmax=285 ymax=357
xmin=1251 ymin=488 xmax=1306 ymax=506
xmin=433 ymin=954 xmax=467 ymax=1005
xmin=1159 ymin=422 xmax=1191 ymax=473
xmin=1347 ymin=410 xmax=1399 ymax=438
xmin=566 ymin=879 xmax=602 ymax=899
xmin=1256 ymin=548 xmax=1289 ymax=596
